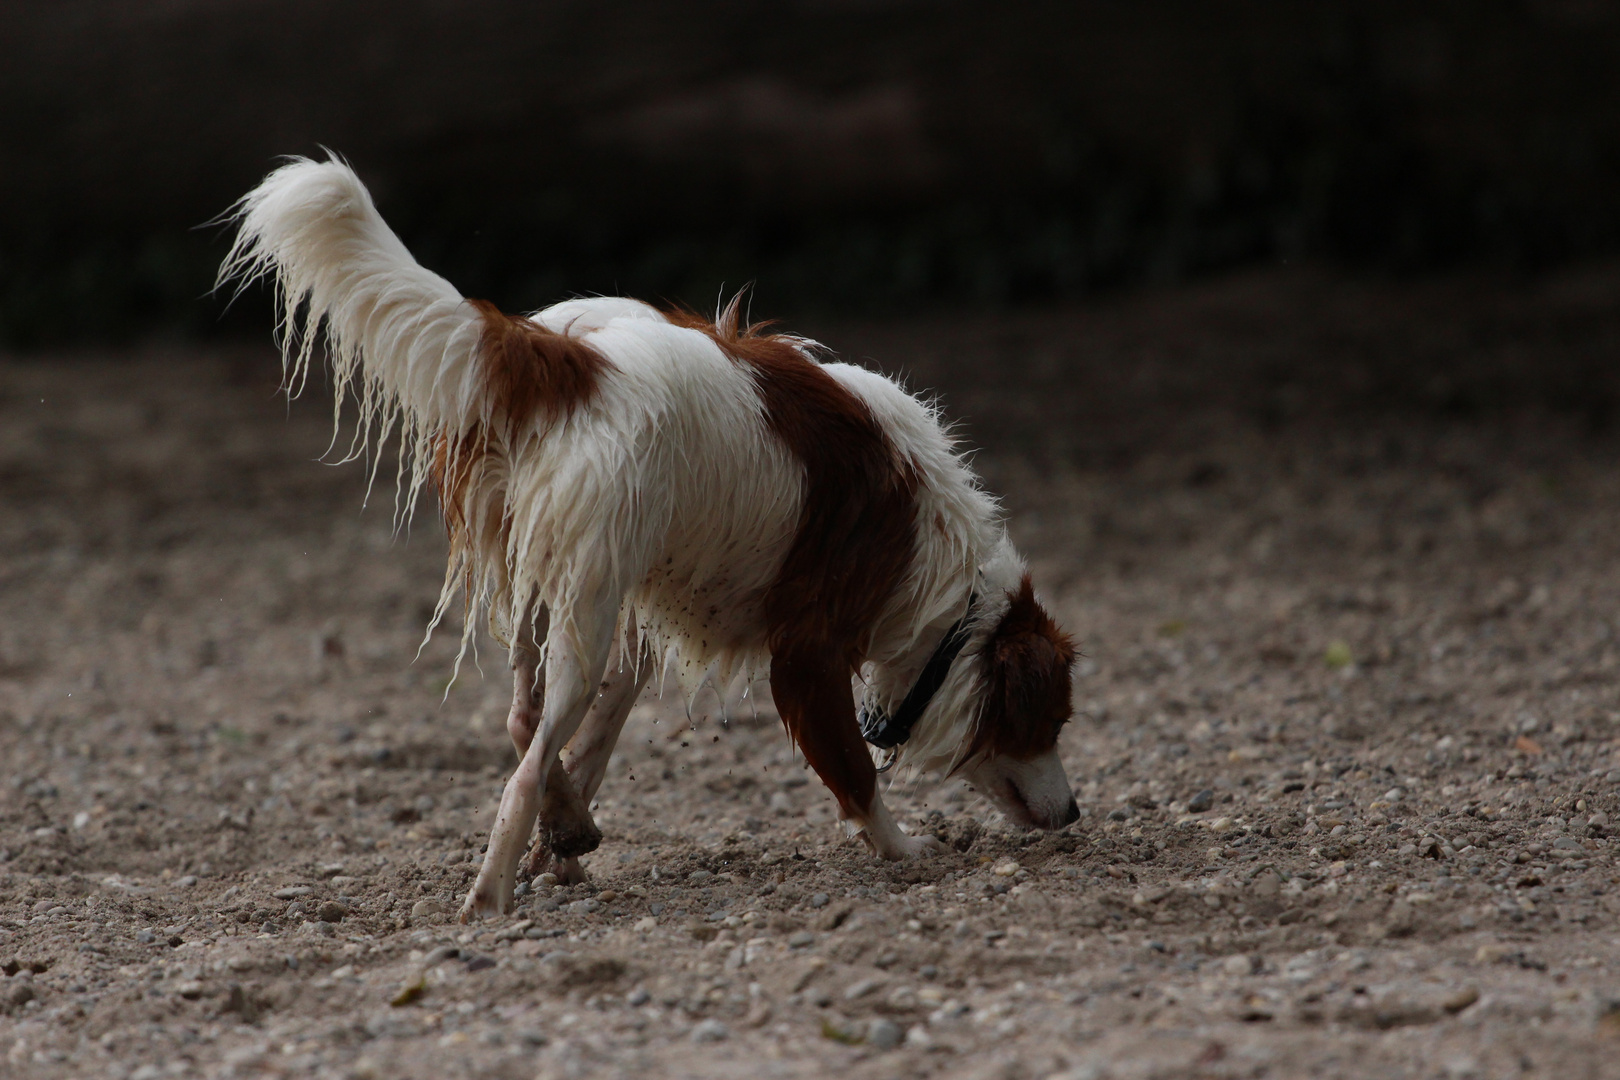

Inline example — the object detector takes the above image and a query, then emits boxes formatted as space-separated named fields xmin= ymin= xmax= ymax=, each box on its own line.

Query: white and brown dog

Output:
xmin=220 ymin=156 xmax=1080 ymax=922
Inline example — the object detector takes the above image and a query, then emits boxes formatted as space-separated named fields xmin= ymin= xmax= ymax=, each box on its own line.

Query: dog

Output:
xmin=219 ymin=155 xmax=1080 ymax=922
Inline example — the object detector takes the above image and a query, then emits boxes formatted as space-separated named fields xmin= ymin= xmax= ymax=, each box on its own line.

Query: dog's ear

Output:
xmin=965 ymin=576 xmax=1076 ymax=764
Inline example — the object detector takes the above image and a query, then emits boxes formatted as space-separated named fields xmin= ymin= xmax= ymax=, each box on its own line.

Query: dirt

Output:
xmin=4 ymin=268 xmax=1620 ymax=1079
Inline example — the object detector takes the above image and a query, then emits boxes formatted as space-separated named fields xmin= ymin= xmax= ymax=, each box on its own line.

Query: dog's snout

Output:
xmin=1060 ymin=798 xmax=1080 ymax=826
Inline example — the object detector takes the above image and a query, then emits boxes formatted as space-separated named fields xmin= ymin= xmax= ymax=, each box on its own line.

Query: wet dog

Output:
xmin=220 ymin=156 xmax=1080 ymax=921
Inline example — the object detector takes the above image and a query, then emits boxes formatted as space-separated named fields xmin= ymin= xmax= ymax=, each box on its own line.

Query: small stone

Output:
xmin=688 ymin=870 xmax=713 ymax=882
xmin=866 ymin=1018 xmax=903 ymax=1050
xmin=992 ymin=861 xmax=1020 ymax=877
xmin=596 ymin=890 xmax=618 ymax=903
xmin=8 ymin=983 xmax=36 ymax=1008
xmin=808 ymin=892 xmax=829 ymax=909
xmin=1208 ymin=816 xmax=1234 ymax=834
xmin=1475 ymin=944 xmax=1512 ymax=965
xmin=788 ymin=931 xmax=816 ymax=948
xmin=567 ymin=899 xmax=600 ymax=915
xmin=316 ymin=901 xmax=348 ymax=923
xmin=176 ymin=980 xmax=205 ymax=1000
xmin=1590 ymin=811 xmax=1610 ymax=829
xmin=422 ymin=945 xmax=459 ymax=966
xmin=410 ymin=899 xmax=448 ymax=918
xmin=390 ymin=971 xmax=426 ymax=1007
xmin=272 ymin=886 xmax=312 ymax=900
xmin=634 ymin=916 xmax=658 ymax=932
xmin=690 ymin=1019 xmax=729 ymax=1043
xmin=844 ymin=978 xmax=882 ymax=1001
xmin=627 ymin=988 xmax=651 ymax=1007
xmin=536 ymin=872 xmax=559 ymax=887
xmin=1441 ymin=985 xmax=1480 ymax=1014
xmin=1222 ymin=954 xmax=1259 ymax=976
xmin=1187 ymin=789 xmax=1214 ymax=813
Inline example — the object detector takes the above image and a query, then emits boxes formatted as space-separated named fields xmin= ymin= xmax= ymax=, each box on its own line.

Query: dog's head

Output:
xmin=956 ymin=575 xmax=1080 ymax=829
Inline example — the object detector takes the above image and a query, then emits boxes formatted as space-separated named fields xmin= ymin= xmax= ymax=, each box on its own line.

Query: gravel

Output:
xmin=7 ymin=274 xmax=1620 ymax=1078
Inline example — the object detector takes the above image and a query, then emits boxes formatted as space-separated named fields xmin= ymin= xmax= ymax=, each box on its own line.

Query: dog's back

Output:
xmin=468 ymin=295 xmax=995 ymax=698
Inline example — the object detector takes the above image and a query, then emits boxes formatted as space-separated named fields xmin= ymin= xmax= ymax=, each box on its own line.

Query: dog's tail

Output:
xmin=217 ymin=154 xmax=500 ymax=491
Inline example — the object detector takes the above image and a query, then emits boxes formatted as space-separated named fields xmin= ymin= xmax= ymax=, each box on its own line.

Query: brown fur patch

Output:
xmin=966 ymin=575 xmax=1075 ymax=764
xmin=668 ymin=299 xmax=920 ymax=816
xmin=429 ymin=427 xmax=482 ymax=546
xmin=468 ymin=299 xmax=613 ymax=434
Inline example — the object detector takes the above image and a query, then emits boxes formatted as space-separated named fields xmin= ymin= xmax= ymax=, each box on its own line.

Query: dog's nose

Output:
xmin=1060 ymin=798 xmax=1080 ymax=826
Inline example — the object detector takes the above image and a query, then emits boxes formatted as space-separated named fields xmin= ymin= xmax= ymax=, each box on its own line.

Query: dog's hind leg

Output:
xmin=461 ymin=589 xmax=620 ymax=922
xmin=771 ymin=642 xmax=943 ymax=861
xmin=506 ymin=602 xmax=548 ymax=758
xmin=525 ymin=625 xmax=653 ymax=884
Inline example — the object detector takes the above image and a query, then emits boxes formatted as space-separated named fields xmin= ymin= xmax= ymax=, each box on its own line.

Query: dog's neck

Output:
xmin=861 ymin=533 xmax=1029 ymax=772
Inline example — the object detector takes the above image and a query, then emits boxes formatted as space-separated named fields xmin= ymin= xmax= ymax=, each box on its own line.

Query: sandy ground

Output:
xmin=4 ymin=269 xmax=1620 ymax=1079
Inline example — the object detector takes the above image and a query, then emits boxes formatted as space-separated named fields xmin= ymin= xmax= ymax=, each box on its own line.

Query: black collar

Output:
xmin=858 ymin=595 xmax=978 ymax=754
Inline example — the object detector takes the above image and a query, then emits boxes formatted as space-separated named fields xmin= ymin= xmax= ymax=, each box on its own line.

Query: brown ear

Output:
xmin=964 ymin=576 xmax=1076 ymax=764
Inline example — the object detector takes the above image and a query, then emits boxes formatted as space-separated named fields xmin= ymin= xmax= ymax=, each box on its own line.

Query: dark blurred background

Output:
xmin=3 ymin=0 xmax=1620 ymax=349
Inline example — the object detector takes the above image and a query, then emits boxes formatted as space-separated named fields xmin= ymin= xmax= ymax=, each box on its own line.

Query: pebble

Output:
xmin=992 ymin=861 xmax=1020 ymax=877
xmin=627 ymin=988 xmax=651 ymax=1007
xmin=1187 ymin=789 xmax=1214 ymax=813
xmin=688 ymin=870 xmax=713 ymax=882
xmin=808 ymin=892 xmax=829 ymax=908
xmin=1442 ymin=986 xmax=1480 ymax=1014
xmin=690 ymin=1019 xmax=729 ymax=1043
xmin=788 ymin=931 xmax=816 ymax=948
xmin=272 ymin=886 xmax=312 ymax=900
xmin=866 ymin=1018 xmax=903 ymax=1049
xmin=1223 ymin=954 xmax=1259 ymax=976
xmin=316 ymin=901 xmax=348 ymax=923
xmin=536 ymin=873 xmax=559 ymax=887
xmin=411 ymin=899 xmax=448 ymax=918
xmin=844 ymin=978 xmax=882 ymax=1001
xmin=567 ymin=899 xmax=600 ymax=915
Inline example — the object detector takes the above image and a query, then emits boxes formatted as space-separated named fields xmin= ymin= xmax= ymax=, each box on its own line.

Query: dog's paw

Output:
xmin=540 ymin=815 xmax=603 ymax=860
xmin=896 ymin=832 xmax=947 ymax=859
xmin=457 ymin=883 xmax=512 ymax=924
xmin=869 ymin=831 xmax=946 ymax=861
xmin=522 ymin=844 xmax=590 ymax=886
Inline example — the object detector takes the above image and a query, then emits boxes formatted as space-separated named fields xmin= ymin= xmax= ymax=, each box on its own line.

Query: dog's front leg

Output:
xmin=461 ymin=598 xmax=617 ymax=922
xmin=770 ymin=643 xmax=943 ymax=861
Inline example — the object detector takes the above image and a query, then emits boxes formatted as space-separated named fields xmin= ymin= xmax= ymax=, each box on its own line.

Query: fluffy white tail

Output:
xmin=217 ymin=154 xmax=488 ymax=508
